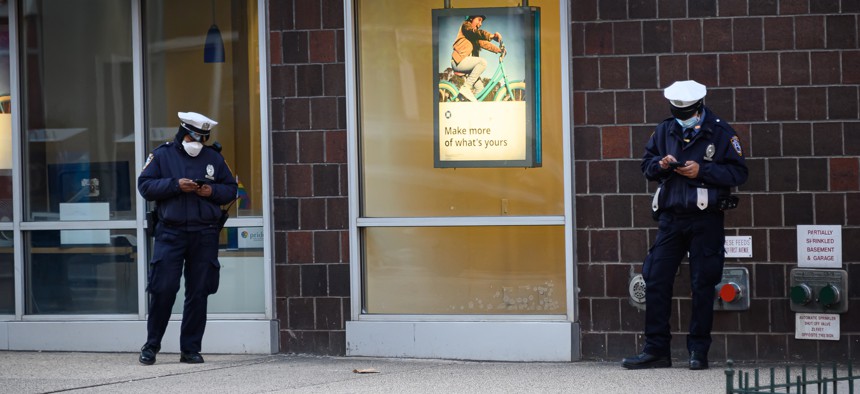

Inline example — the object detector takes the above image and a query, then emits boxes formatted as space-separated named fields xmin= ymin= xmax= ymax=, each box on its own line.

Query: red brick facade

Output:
xmin=573 ymin=0 xmax=860 ymax=362
xmin=269 ymin=0 xmax=860 ymax=361
xmin=270 ymin=0 xmax=349 ymax=355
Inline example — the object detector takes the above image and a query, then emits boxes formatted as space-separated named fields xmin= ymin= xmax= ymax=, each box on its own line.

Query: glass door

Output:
xmin=144 ymin=0 xmax=265 ymax=314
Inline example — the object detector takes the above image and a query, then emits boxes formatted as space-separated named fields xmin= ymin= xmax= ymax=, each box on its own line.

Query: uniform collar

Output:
xmin=697 ymin=107 xmax=716 ymax=135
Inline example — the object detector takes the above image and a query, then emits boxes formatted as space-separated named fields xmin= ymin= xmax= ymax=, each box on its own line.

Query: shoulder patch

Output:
xmin=142 ymin=153 xmax=154 ymax=171
xmin=730 ymin=136 xmax=743 ymax=156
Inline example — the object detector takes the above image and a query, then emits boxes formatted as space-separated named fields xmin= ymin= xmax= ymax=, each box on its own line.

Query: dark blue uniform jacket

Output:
xmin=138 ymin=131 xmax=238 ymax=231
xmin=641 ymin=107 xmax=748 ymax=214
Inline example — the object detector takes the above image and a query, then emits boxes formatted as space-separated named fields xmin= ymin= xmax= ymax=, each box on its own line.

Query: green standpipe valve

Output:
xmin=790 ymin=284 xmax=812 ymax=305
xmin=817 ymin=284 xmax=841 ymax=308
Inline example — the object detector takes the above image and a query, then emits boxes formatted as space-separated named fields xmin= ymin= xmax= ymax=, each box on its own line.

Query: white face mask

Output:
xmin=182 ymin=140 xmax=203 ymax=157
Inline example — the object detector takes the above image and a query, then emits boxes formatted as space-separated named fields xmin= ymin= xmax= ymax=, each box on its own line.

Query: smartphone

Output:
xmin=193 ymin=178 xmax=210 ymax=186
xmin=668 ymin=161 xmax=686 ymax=169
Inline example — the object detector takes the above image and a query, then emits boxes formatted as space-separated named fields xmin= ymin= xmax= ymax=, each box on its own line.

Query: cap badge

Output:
xmin=202 ymin=122 xmax=211 ymax=130
xmin=704 ymin=144 xmax=715 ymax=161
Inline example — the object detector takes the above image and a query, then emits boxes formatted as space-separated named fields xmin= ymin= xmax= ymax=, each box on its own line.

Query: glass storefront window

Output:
xmin=4 ymin=0 xmax=267 ymax=319
xmin=25 ymin=229 xmax=138 ymax=314
xmin=146 ymin=0 xmax=264 ymax=314
xmin=357 ymin=0 xmax=564 ymax=218
xmin=0 ymin=3 xmax=12 ymax=314
xmin=0 ymin=11 xmax=10 ymax=223
xmin=364 ymin=226 xmax=566 ymax=314
xmin=145 ymin=0 xmax=263 ymax=218
xmin=171 ymin=227 xmax=265 ymax=314
xmin=20 ymin=0 xmax=136 ymax=221
xmin=355 ymin=0 xmax=567 ymax=316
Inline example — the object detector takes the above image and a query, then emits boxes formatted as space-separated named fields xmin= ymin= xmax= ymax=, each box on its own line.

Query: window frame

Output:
xmin=345 ymin=0 xmax=575 ymax=323
xmin=1 ymin=0 xmax=273 ymax=322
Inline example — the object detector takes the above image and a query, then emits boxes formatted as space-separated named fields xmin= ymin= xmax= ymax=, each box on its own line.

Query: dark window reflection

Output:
xmin=0 ymin=231 xmax=12 ymax=314
xmin=20 ymin=0 xmax=135 ymax=221
xmin=25 ymin=230 xmax=138 ymax=314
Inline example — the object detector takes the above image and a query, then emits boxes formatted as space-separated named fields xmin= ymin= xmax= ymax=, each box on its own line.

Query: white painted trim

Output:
xmin=19 ymin=220 xmax=138 ymax=230
xmin=344 ymin=0 xmax=362 ymax=321
xmin=560 ymin=0 xmax=579 ymax=360
xmin=223 ymin=217 xmax=265 ymax=227
xmin=8 ymin=0 xmax=24 ymax=321
xmin=357 ymin=216 xmax=565 ymax=227
xmin=346 ymin=321 xmax=578 ymax=362
xmin=0 ymin=320 xmax=278 ymax=354
xmin=257 ymin=0 xmax=274 ymax=321
xmin=355 ymin=314 xmax=566 ymax=322
xmin=558 ymin=0 xmax=577 ymax=328
xmin=131 ymin=0 xmax=148 ymax=321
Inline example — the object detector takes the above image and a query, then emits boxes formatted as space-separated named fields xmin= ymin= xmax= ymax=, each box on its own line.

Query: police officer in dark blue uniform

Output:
xmin=622 ymin=81 xmax=748 ymax=370
xmin=137 ymin=112 xmax=237 ymax=365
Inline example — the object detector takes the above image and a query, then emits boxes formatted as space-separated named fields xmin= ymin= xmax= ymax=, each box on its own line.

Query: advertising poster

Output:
xmin=432 ymin=7 xmax=541 ymax=168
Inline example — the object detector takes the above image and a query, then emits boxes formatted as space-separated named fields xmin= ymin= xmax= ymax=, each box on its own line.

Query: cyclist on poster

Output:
xmin=450 ymin=14 xmax=503 ymax=102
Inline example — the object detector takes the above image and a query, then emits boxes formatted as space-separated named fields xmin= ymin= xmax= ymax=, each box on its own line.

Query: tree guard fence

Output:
xmin=726 ymin=360 xmax=858 ymax=394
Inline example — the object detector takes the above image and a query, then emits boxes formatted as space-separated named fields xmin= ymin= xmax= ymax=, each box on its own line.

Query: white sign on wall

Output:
xmin=724 ymin=236 xmax=752 ymax=258
xmin=797 ymin=225 xmax=842 ymax=268
xmin=795 ymin=313 xmax=840 ymax=341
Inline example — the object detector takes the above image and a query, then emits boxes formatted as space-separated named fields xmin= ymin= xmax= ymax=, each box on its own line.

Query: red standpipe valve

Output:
xmin=719 ymin=282 xmax=742 ymax=303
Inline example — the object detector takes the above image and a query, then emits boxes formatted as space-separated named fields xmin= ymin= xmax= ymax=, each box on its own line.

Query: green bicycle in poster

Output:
xmin=438 ymin=41 xmax=526 ymax=102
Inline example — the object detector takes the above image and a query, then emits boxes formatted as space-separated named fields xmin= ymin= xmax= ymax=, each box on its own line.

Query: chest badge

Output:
xmin=704 ymin=144 xmax=715 ymax=162
xmin=206 ymin=164 xmax=215 ymax=180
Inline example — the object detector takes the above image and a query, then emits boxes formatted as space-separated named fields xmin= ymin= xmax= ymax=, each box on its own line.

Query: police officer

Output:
xmin=622 ymin=81 xmax=748 ymax=370
xmin=137 ymin=112 xmax=237 ymax=365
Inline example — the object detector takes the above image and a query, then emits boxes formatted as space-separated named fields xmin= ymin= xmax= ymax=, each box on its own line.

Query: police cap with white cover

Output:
xmin=664 ymin=80 xmax=706 ymax=119
xmin=178 ymin=112 xmax=218 ymax=136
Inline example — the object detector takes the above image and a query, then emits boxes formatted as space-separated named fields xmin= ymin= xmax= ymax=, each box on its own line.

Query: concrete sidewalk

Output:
xmin=0 ymin=351 xmax=751 ymax=393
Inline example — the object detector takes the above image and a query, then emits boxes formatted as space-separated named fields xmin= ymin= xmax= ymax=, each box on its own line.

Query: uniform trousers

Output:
xmin=642 ymin=210 xmax=725 ymax=357
xmin=145 ymin=225 xmax=221 ymax=353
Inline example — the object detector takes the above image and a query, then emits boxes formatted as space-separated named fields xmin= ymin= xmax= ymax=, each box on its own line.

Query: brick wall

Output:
xmin=573 ymin=0 xmax=860 ymax=362
xmin=268 ymin=0 xmax=860 ymax=360
xmin=269 ymin=0 xmax=350 ymax=355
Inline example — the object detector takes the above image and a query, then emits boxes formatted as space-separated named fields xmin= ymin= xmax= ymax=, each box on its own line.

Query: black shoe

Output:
xmin=180 ymin=352 xmax=205 ymax=364
xmin=621 ymin=352 xmax=672 ymax=369
xmin=139 ymin=345 xmax=159 ymax=365
xmin=689 ymin=351 xmax=709 ymax=370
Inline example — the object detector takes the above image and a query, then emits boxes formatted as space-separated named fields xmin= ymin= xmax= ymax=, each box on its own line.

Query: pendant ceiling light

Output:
xmin=204 ymin=0 xmax=225 ymax=63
